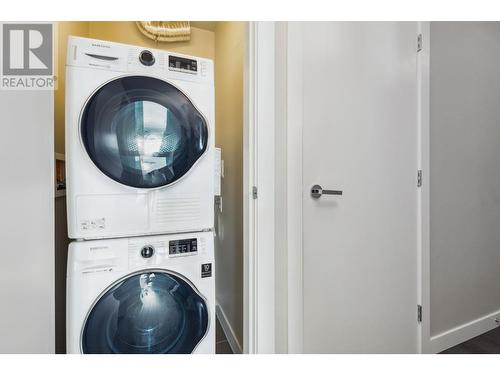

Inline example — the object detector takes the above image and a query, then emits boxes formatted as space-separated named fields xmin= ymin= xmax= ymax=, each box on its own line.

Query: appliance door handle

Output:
xmin=311 ymin=184 xmax=343 ymax=199
xmin=85 ymin=53 xmax=119 ymax=61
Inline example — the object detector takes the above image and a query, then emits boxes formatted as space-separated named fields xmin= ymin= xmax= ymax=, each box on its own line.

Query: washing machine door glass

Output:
xmin=81 ymin=76 xmax=209 ymax=189
xmin=82 ymin=271 xmax=209 ymax=354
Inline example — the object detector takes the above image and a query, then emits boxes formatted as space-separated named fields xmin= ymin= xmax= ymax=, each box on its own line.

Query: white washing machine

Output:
xmin=66 ymin=231 xmax=215 ymax=354
xmin=65 ymin=36 xmax=214 ymax=240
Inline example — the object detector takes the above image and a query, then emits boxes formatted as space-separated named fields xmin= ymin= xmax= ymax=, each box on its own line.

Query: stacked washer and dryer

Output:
xmin=65 ymin=36 xmax=216 ymax=354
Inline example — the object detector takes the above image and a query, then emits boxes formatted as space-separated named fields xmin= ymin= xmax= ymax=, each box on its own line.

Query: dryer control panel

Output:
xmin=168 ymin=55 xmax=197 ymax=74
xmin=169 ymin=238 xmax=198 ymax=255
xmin=66 ymin=36 xmax=214 ymax=83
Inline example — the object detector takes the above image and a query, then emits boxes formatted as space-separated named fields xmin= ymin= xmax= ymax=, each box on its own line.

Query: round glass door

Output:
xmin=81 ymin=76 xmax=209 ymax=189
xmin=82 ymin=271 xmax=209 ymax=354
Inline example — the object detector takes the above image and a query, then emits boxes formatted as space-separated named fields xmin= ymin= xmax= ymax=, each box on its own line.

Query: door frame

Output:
xmin=417 ymin=21 xmax=500 ymax=354
xmin=417 ymin=21 xmax=431 ymax=354
xmin=253 ymin=21 xmax=431 ymax=354
xmin=243 ymin=21 xmax=276 ymax=354
xmin=276 ymin=21 xmax=424 ymax=353
xmin=274 ymin=21 xmax=304 ymax=353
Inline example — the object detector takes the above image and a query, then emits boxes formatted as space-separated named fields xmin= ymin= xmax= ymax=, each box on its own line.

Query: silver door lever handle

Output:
xmin=311 ymin=184 xmax=343 ymax=198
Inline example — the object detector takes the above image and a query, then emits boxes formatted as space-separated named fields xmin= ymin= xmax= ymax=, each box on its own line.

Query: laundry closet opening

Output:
xmin=54 ymin=21 xmax=245 ymax=354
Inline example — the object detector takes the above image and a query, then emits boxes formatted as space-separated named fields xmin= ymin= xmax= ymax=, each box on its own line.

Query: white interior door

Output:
xmin=298 ymin=22 xmax=419 ymax=353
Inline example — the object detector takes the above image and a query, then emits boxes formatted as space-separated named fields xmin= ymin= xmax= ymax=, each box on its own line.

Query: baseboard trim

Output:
xmin=430 ymin=309 xmax=500 ymax=353
xmin=215 ymin=304 xmax=243 ymax=354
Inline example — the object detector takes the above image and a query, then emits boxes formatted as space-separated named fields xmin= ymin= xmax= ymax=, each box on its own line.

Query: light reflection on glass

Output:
xmin=81 ymin=76 xmax=208 ymax=189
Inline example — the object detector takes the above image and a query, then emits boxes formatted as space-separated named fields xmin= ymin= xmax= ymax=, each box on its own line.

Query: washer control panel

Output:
xmin=169 ymin=238 xmax=197 ymax=256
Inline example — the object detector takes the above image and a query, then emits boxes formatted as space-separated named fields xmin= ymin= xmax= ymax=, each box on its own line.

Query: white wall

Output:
xmin=430 ymin=22 xmax=500 ymax=346
xmin=0 ymin=87 xmax=54 ymax=352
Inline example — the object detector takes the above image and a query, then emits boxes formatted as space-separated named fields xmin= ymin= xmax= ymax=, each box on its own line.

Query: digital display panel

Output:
xmin=169 ymin=55 xmax=197 ymax=72
xmin=169 ymin=238 xmax=198 ymax=255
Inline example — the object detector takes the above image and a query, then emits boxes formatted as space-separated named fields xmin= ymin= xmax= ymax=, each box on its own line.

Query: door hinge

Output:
xmin=417 ymin=34 xmax=423 ymax=52
xmin=417 ymin=304 xmax=423 ymax=323
xmin=252 ymin=186 xmax=258 ymax=199
xmin=417 ymin=169 xmax=422 ymax=187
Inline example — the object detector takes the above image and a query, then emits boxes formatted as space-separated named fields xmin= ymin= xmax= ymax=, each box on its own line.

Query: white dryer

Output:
xmin=65 ymin=36 xmax=214 ymax=239
xmin=66 ymin=231 xmax=215 ymax=354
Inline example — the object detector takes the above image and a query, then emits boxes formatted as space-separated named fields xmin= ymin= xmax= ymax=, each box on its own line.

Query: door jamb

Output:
xmin=274 ymin=22 xmax=305 ymax=354
xmin=417 ymin=21 xmax=431 ymax=354
xmin=275 ymin=22 xmax=304 ymax=354
xmin=243 ymin=21 xmax=276 ymax=354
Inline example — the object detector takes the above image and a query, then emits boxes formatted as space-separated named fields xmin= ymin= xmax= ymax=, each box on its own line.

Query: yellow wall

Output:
xmin=54 ymin=21 xmax=215 ymax=154
xmin=213 ymin=21 xmax=245 ymax=349
xmin=88 ymin=22 xmax=215 ymax=60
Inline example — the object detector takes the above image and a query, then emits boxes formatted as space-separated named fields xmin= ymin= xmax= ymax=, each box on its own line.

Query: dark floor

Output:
xmin=440 ymin=327 xmax=500 ymax=354
xmin=215 ymin=318 xmax=234 ymax=354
